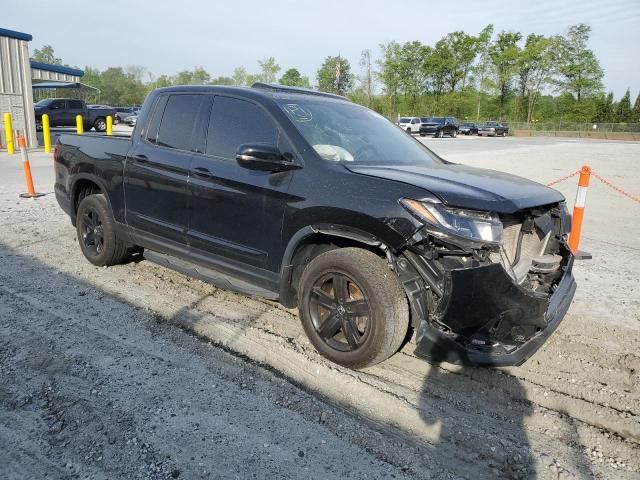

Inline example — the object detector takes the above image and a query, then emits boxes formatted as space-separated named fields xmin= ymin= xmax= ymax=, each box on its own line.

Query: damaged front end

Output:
xmin=396 ymin=199 xmax=577 ymax=367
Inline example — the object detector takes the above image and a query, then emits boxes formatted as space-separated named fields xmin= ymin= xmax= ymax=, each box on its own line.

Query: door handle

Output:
xmin=192 ymin=166 xmax=212 ymax=178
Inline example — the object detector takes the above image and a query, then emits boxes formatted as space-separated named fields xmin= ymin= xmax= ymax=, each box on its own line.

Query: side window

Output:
xmin=68 ymin=100 xmax=83 ymax=109
xmin=156 ymin=94 xmax=205 ymax=151
xmin=50 ymin=100 xmax=65 ymax=110
xmin=206 ymin=96 xmax=277 ymax=159
xmin=145 ymin=96 xmax=168 ymax=144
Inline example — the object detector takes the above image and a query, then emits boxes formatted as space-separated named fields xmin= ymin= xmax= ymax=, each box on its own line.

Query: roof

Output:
xmin=32 ymin=82 xmax=97 ymax=91
xmin=30 ymin=61 xmax=84 ymax=77
xmin=0 ymin=27 xmax=32 ymax=42
xmin=251 ymin=83 xmax=348 ymax=101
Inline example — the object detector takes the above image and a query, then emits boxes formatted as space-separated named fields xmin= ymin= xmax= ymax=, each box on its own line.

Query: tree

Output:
xmin=378 ymin=41 xmax=403 ymax=114
xmin=317 ymin=56 xmax=352 ymax=95
xmin=433 ymin=31 xmax=479 ymax=92
xmin=473 ymin=24 xmax=494 ymax=121
xmin=518 ymin=34 xmax=560 ymax=123
xmin=556 ymin=24 xmax=604 ymax=101
xmin=359 ymin=49 xmax=375 ymax=106
xmin=174 ymin=67 xmax=211 ymax=85
xmin=210 ymin=76 xmax=234 ymax=85
xmin=615 ymin=89 xmax=632 ymax=122
xmin=633 ymin=91 xmax=640 ymax=122
xmin=488 ymin=31 xmax=522 ymax=117
xmin=32 ymin=45 xmax=63 ymax=65
xmin=257 ymin=57 xmax=281 ymax=83
xmin=278 ymin=68 xmax=310 ymax=87
xmin=231 ymin=67 xmax=248 ymax=85
xmin=593 ymin=92 xmax=614 ymax=122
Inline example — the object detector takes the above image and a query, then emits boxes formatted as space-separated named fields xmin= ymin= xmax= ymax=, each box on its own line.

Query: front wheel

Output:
xmin=76 ymin=194 xmax=130 ymax=266
xmin=451 ymin=130 xmax=457 ymax=138
xmin=297 ymin=248 xmax=409 ymax=369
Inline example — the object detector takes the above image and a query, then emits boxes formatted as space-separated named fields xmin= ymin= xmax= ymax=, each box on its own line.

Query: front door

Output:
xmin=188 ymin=95 xmax=297 ymax=283
xmin=124 ymin=93 xmax=209 ymax=256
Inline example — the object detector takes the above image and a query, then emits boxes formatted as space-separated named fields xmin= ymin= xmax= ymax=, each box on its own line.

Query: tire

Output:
xmin=406 ymin=127 xmax=412 ymax=133
xmin=93 ymin=117 xmax=107 ymax=132
xmin=435 ymin=130 xmax=442 ymax=138
xmin=76 ymin=194 xmax=129 ymax=267
xmin=419 ymin=133 xmax=426 ymax=137
xmin=451 ymin=130 xmax=457 ymax=138
xmin=297 ymin=248 xmax=409 ymax=369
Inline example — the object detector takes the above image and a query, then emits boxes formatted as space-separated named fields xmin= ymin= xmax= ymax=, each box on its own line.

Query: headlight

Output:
xmin=401 ymin=198 xmax=503 ymax=244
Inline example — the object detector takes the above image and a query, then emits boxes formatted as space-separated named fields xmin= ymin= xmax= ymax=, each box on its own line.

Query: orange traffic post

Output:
xmin=18 ymin=135 xmax=44 ymax=199
xmin=568 ymin=165 xmax=591 ymax=253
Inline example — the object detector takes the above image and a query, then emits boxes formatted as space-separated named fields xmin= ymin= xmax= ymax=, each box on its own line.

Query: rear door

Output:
xmin=188 ymin=95 xmax=295 ymax=278
xmin=124 ymin=93 xmax=210 ymax=255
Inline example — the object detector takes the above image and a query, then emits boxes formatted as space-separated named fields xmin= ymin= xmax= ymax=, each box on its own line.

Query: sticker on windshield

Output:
xmin=283 ymin=104 xmax=313 ymax=122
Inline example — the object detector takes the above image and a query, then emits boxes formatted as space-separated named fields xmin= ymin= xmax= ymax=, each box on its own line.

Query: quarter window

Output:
xmin=206 ymin=96 xmax=277 ymax=159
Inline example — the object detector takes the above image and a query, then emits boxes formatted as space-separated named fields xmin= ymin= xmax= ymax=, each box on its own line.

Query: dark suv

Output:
xmin=419 ymin=117 xmax=459 ymax=138
xmin=54 ymin=84 xmax=576 ymax=370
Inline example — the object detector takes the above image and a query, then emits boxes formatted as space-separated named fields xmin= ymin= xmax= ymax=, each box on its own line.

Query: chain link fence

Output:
xmin=507 ymin=122 xmax=640 ymax=134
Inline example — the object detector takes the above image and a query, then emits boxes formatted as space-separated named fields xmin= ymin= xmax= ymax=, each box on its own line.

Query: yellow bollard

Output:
xmin=4 ymin=113 xmax=15 ymax=154
xmin=106 ymin=115 xmax=113 ymax=136
xmin=76 ymin=115 xmax=84 ymax=134
xmin=42 ymin=114 xmax=51 ymax=153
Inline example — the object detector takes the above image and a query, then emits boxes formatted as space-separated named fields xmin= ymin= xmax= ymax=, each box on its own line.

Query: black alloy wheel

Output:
xmin=309 ymin=272 xmax=371 ymax=352
xmin=79 ymin=208 xmax=105 ymax=256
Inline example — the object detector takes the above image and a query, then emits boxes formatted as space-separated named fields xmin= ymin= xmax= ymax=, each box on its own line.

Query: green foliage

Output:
xmin=257 ymin=57 xmax=281 ymax=84
xmin=555 ymin=24 xmax=604 ymax=102
xmin=279 ymin=68 xmax=310 ymax=87
xmin=317 ymin=56 xmax=352 ymax=95
xmin=614 ymin=89 xmax=632 ymax=122
xmin=31 ymin=45 xmax=63 ymax=65
xmin=633 ymin=92 xmax=640 ymax=122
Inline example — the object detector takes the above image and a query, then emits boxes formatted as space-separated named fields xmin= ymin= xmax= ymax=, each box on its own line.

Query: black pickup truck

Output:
xmin=35 ymin=98 xmax=116 ymax=132
xmin=54 ymin=84 xmax=577 ymax=369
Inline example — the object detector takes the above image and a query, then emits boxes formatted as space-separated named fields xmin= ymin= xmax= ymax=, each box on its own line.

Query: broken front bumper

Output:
xmin=413 ymin=256 xmax=576 ymax=367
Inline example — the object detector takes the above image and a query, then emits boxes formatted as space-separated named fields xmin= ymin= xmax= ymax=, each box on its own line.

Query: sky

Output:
xmin=3 ymin=0 xmax=639 ymax=98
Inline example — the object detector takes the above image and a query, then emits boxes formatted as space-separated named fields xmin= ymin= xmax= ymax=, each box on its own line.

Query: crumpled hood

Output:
xmin=345 ymin=164 xmax=564 ymax=213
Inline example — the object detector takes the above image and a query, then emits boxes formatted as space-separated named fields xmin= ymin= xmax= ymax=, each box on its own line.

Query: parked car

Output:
xmin=478 ymin=121 xmax=509 ymax=137
xmin=123 ymin=114 xmax=138 ymax=127
xmin=419 ymin=117 xmax=459 ymax=138
xmin=397 ymin=116 xmax=421 ymax=134
xmin=54 ymin=83 xmax=576 ymax=370
xmin=34 ymin=98 xmax=116 ymax=132
xmin=115 ymin=107 xmax=141 ymax=124
xmin=459 ymin=122 xmax=479 ymax=135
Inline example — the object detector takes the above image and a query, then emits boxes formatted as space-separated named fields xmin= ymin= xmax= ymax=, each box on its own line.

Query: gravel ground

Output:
xmin=0 ymin=136 xmax=638 ymax=479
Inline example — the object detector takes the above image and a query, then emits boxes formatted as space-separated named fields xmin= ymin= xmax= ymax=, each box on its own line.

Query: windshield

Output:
xmin=278 ymin=99 xmax=442 ymax=166
xmin=399 ymin=117 xmax=411 ymax=123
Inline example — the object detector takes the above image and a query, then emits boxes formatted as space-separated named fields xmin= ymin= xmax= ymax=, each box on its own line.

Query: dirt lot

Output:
xmin=0 ymin=136 xmax=638 ymax=479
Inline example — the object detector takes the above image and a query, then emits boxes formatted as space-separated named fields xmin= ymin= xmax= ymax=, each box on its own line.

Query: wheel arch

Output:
xmin=278 ymin=225 xmax=394 ymax=308
xmin=70 ymin=174 xmax=112 ymax=226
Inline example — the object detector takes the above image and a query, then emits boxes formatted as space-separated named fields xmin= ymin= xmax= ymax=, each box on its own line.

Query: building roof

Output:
xmin=30 ymin=61 xmax=84 ymax=77
xmin=0 ymin=27 xmax=33 ymax=42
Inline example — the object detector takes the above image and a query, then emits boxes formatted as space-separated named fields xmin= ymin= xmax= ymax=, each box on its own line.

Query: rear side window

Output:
xmin=156 ymin=94 xmax=206 ymax=151
xmin=145 ymin=96 xmax=168 ymax=143
xmin=68 ymin=100 xmax=83 ymax=109
xmin=206 ymin=96 xmax=277 ymax=159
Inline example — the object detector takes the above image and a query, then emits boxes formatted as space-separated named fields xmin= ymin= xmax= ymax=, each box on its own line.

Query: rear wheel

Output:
xmin=297 ymin=248 xmax=409 ymax=369
xmin=406 ymin=127 xmax=412 ymax=133
xmin=94 ymin=117 xmax=107 ymax=132
xmin=76 ymin=194 xmax=129 ymax=266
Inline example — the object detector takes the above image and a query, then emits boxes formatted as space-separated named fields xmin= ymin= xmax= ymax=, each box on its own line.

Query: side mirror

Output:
xmin=236 ymin=144 xmax=300 ymax=172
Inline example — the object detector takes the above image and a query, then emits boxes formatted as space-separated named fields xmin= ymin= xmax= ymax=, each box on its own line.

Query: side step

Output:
xmin=144 ymin=251 xmax=279 ymax=301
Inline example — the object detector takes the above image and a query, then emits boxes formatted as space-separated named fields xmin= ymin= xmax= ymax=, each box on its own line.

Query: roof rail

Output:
xmin=251 ymin=83 xmax=349 ymax=101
